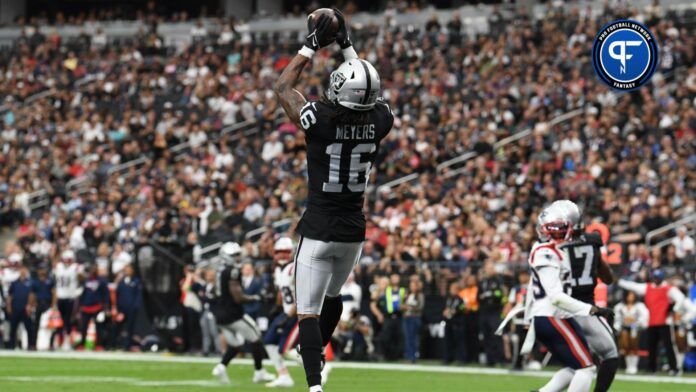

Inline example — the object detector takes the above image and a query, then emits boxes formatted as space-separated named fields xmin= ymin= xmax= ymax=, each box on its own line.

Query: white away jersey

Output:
xmin=274 ymin=263 xmax=295 ymax=315
xmin=55 ymin=262 xmax=82 ymax=299
xmin=525 ymin=241 xmax=573 ymax=319
xmin=0 ymin=267 xmax=20 ymax=306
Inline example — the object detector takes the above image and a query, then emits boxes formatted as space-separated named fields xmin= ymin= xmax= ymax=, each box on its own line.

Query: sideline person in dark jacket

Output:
xmin=75 ymin=264 xmax=110 ymax=349
xmin=114 ymin=264 xmax=142 ymax=350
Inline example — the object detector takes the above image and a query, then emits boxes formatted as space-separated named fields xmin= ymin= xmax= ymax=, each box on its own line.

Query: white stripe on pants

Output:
xmin=295 ymin=237 xmax=364 ymax=315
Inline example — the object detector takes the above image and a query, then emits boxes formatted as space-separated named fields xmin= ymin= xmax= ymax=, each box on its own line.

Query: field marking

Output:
xmin=0 ymin=374 xmax=222 ymax=388
xmin=1 ymin=350 xmax=695 ymax=385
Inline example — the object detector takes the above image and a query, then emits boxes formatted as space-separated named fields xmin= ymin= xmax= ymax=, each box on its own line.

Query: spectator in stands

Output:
xmin=671 ymin=226 xmax=694 ymax=262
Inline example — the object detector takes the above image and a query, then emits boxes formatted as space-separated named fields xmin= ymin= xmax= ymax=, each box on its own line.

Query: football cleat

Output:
xmin=212 ymin=363 xmax=230 ymax=384
xmin=266 ymin=375 xmax=294 ymax=388
xmin=253 ymin=369 xmax=277 ymax=383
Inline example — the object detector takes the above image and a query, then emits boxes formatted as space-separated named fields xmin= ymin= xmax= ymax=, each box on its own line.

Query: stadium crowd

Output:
xmin=1 ymin=0 xmax=695 ymax=372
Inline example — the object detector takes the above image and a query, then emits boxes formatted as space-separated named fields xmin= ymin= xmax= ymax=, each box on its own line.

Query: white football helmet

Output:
xmin=218 ymin=242 xmax=242 ymax=267
xmin=558 ymin=200 xmax=582 ymax=232
xmin=273 ymin=237 xmax=294 ymax=265
xmin=326 ymin=59 xmax=381 ymax=111
xmin=536 ymin=200 xmax=579 ymax=242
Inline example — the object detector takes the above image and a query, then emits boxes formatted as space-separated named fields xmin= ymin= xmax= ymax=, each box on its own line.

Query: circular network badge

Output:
xmin=592 ymin=20 xmax=659 ymax=91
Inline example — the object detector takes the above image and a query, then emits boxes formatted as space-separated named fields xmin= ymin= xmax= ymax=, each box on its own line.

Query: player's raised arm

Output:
xmin=617 ymin=279 xmax=647 ymax=296
xmin=274 ymin=15 xmax=333 ymax=128
xmin=333 ymin=8 xmax=358 ymax=61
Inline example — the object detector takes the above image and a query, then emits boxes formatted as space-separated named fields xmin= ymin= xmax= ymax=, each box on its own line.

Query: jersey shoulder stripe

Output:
xmin=530 ymin=243 xmax=562 ymax=265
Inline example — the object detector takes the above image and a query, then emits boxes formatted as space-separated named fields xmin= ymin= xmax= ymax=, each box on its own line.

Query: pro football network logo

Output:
xmin=592 ymin=20 xmax=659 ymax=91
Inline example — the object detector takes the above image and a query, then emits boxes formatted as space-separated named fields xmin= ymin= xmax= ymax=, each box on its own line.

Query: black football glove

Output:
xmin=591 ymin=306 xmax=615 ymax=324
xmin=305 ymin=14 xmax=334 ymax=52
xmin=333 ymin=8 xmax=352 ymax=49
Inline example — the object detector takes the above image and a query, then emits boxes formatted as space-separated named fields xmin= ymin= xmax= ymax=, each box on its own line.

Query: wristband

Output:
xmin=298 ymin=46 xmax=315 ymax=58
xmin=342 ymin=46 xmax=358 ymax=60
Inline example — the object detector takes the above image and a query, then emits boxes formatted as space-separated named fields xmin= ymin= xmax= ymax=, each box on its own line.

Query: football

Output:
xmin=309 ymin=7 xmax=339 ymax=43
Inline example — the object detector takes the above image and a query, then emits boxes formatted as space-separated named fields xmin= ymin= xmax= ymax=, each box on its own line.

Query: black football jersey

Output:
xmin=561 ymin=232 xmax=603 ymax=305
xmin=296 ymin=99 xmax=393 ymax=242
xmin=211 ymin=265 xmax=244 ymax=324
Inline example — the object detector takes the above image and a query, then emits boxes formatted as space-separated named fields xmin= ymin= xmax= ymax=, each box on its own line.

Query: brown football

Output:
xmin=309 ymin=8 xmax=339 ymax=42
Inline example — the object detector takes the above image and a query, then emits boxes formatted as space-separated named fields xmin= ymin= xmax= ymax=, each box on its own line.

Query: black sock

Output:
xmin=594 ymin=357 xmax=618 ymax=392
xmin=299 ymin=317 xmax=323 ymax=387
xmin=251 ymin=341 xmax=265 ymax=371
xmin=320 ymin=295 xmax=343 ymax=347
xmin=221 ymin=346 xmax=238 ymax=366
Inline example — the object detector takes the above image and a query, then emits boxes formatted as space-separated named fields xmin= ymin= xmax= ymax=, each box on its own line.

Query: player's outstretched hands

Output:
xmin=305 ymin=14 xmax=334 ymax=51
xmin=333 ymin=8 xmax=352 ymax=49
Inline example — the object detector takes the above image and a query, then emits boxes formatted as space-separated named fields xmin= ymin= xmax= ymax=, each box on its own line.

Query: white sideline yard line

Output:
xmin=1 ymin=350 xmax=695 ymax=385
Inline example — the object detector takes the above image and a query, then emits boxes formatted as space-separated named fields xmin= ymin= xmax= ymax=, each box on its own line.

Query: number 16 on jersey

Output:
xmin=323 ymin=143 xmax=376 ymax=193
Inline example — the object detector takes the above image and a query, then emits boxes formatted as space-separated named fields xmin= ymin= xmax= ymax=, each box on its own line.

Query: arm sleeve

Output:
xmin=299 ymin=101 xmax=320 ymax=133
xmin=342 ymin=47 xmax=358 ymax=60
xmin=617 ymin=279 xmax=647 ymax=296
xmin=536 ymin=265 xmax=593 ymax=316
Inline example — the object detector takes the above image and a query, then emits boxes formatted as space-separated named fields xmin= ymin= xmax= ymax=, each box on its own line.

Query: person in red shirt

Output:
xmin=618 ymin=269 xmax=685 ymax=374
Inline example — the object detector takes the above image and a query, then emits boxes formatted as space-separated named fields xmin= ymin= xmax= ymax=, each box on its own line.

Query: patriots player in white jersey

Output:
xmin=53 ymin=250 xmax=82 ymax=349
xmin=525 ymin=201 xmax=613 ymax=392
xmin=264 ymin=237 xmax=298 ymax=388
xmin=0 ymin=253 xmax=22 ymax=345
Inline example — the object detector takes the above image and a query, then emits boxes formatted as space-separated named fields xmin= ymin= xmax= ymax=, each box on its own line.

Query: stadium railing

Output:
xmin=197 ymin=217 xmax=295 ymax=262
xmin=21 ymin=75 xmax=101 ymax=211
xmin=645 ymin=213 xmax=696 ymax=250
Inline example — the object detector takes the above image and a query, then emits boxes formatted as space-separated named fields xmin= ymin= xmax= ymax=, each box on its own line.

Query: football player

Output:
xmin=53 ymin=250 xmax=82 ymax=350
xmin=525 ymin=201 xmax=613 ymax=392
xmin=210 ymin=242 xmax=276 ymax=385
xmin=264 ymin=237 xmax=298 ymax=388
xmin=557 ymin=200 xmax=619 ymax=392
xmin=274 ymin=8 xmax=393 ymax=392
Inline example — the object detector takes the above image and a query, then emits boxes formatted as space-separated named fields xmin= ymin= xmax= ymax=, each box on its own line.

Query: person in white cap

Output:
xmin=671 ymin=226 xmax=694 ymax=260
